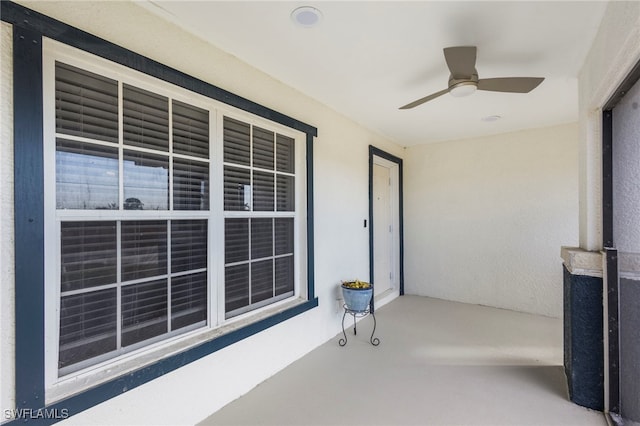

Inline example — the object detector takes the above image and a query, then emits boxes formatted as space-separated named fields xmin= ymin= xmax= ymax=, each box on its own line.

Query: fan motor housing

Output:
xmin=448 ymin=74 xmax=479 ymax=88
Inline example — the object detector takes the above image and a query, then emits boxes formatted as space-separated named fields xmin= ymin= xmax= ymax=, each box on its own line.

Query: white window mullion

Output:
xmin=214 ymin=111 xmax=226 ymax=327
xmin=273 ymin=133 xmax=278 ymax=213
xmin=116 ymin=80 xmax=124 ymax=351
xmin=272 ymin=218 xmax=276 ymax=298
xmin=168 ymin=99 xmax=174 ymax=211
xmin=248 ymin=125 xmax=254 ymax=306
xmin=248 ymin=218 xmax=252 ymax=305
xmin=167 ymin=220 xmax=172 ymax=332
xmin=249 ymin=125 xmax=254 ymax=212
xmin=167 ymin=99 xmax=174 ymax=333
xmin=118 ymin=81 xmax=125 ymax=210
xmin=116 ymin=221 xmax=122 ymax=350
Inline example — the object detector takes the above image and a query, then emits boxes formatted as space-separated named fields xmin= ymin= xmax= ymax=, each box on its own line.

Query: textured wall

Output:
xmin=0 ymin=20 xmax=16 ymax=416
xmin=404 ymin=123 xmax=579 ymax=318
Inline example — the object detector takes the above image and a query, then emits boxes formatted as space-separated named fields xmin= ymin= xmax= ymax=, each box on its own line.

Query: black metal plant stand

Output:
xmin=339 ymin=304 xmax=380 ymax=346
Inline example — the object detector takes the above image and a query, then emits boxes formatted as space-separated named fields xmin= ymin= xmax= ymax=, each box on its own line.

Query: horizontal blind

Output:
xmin=276 ymin=134 xmax=295 ymax=173
xmin=58 ymin=289 xmax=117 ymax=369
xmin=171 ymin=220 xmax=207 ymax=273
xmin=123 ymin=84 xmax=169 ymax=152
xmin=224 ymin=166 xmax=251 ymax=211
xmin=275 ymin=256 xmax=294 ymax=296
xmin=173 ymin=158 xmax=209 ymax=211
xmin=55 ymin=62 xmax=119 ymax=143
xmin=251 ymin=218 xmax=273 ymax=259
xmin=121 ymin=279 xmax=168 ymax=347
xmin=225 ymin=264 xmax=249 ymax=312
xmin=223 ymin=117 xmax=250 ymax=166
xmin=56 ymin=139 xmax=119 ymax=210
xmin=274 ymin=218 xmax=294 ymax=255
xmin=225 ymin=218 xmax=249 ymax=264
xmin=253 ymin=171 xmax=274 ymax=211
xmin=173 ymin=100 xmax=209 ymax=158
xmin=171 ymin=272 xmax=207 ymax=330
xmin=123 ymin=150 xmax=169 ymax=210
xmin=276 ymin=175 xmax=295 ymax=212
xmin=61 ymin=221 xmax=117 ymax=292
xmin=251 ymin=259 xmax=273 ymax=303
xmin=121 ymin=221 xmax=168 ymax=282
xmin=253 ymin=127 xmax=274 ymax=170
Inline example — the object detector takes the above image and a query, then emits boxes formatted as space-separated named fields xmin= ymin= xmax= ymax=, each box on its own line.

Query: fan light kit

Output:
xmin=400 ymin=46 xmax=544 ymax=109
xmin=450 ymin=82 xmax=477 ymax=97
xmin=291 ymin=6 xmax=322 ymax=27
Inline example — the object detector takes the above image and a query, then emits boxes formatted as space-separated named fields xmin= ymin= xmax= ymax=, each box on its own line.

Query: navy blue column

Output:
xmin=563 ymin=265 xmax=604 ymax=410
xmin=13 ymin=25 xmax=46 ymax=411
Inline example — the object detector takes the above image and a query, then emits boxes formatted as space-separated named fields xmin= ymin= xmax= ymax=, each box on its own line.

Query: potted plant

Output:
xmin=341 ymin=279 xmax=373 ymax=312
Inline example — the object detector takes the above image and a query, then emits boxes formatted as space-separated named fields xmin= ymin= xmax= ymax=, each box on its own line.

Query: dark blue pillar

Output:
xmin=563 ymin=265 xmax=604 ymax=411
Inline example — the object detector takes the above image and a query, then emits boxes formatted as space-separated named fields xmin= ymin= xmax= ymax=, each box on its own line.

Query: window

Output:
xmin=223 ymin=118 xmax=296 ymax=317
xmin=55 ymin=62 xmax=210 ymax=375
xmin=46 ymin=47 xmax=306 ymax=387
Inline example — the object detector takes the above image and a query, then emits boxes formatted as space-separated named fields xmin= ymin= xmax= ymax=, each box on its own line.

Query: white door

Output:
xmin=373 ymin=161 xmax=395 ymax=297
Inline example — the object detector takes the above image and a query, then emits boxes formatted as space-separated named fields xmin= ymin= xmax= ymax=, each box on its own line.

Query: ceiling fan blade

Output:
xmin=399 ymin=88 xmax=449 ymax=109
xmin=443 ymin=46 xmax=477 ymax=78
xmin=477 ymin=77 xmax=544 ymax=93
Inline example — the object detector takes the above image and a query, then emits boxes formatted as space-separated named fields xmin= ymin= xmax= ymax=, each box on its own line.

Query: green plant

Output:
xmin=341 ymin=279 xmax=371 ymax=289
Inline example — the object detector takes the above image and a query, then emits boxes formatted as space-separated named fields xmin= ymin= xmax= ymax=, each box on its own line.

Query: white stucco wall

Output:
xmin=6 ymin=1 xmax=403 ymax=424
xmin=0 ymin=20 xmax=16 ymax=417
xmin=404 ymin=123 xmax=579 ymax=318
xmin=577 ymin=0 xmax=640 ymax=252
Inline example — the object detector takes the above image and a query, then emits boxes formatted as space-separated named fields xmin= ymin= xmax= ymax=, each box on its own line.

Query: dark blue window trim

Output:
xmin=368 ymin=146 xmax=405 ymax=310
xmin=2 ymin=2 xmax=317 ymax=424
xmin=306 ymin=134 xmax=316 ymax=299
xmin=12 ymin=25 xmax=46 ymax=415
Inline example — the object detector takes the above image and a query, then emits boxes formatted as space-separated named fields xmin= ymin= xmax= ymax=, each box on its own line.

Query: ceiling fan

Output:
xmin=399 ymin=46 xmax=544 ymax=109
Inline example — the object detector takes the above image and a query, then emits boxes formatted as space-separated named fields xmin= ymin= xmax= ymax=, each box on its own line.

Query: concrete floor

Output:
xmin=200 ymin=296 xmax=607 ymax=426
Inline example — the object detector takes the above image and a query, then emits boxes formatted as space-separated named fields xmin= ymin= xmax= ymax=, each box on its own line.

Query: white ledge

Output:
xmin=561 ymin=246 xmax=603 ymax=278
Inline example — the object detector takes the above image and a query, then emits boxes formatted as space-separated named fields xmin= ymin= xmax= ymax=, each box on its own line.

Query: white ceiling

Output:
xmin=140 ymin=1 xmax=608 ymax=146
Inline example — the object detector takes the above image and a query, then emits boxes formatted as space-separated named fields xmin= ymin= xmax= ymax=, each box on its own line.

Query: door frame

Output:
xmin=369 ymin=146 xmax=404 ymax=312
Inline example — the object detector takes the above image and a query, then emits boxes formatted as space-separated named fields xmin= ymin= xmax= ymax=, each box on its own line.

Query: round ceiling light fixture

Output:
xmin=291 ymin=6 xmax=323 ymax=28
xmin=481 ymin=115 xmax=502 ymax=122
xmin=449 ymin=81 xmax=478 ymax=98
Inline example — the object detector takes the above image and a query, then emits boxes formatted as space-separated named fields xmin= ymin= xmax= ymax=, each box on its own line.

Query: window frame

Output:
xmin=42 ymin=40 xmax=310 ymax=401
xmin=3 ymin=1 xmax=317 ymax=418
xmin=221 ymin=115 xmax=299 ymax=319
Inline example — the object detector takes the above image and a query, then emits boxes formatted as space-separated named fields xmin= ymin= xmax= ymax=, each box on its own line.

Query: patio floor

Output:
xmin=199 ymin=295 xmax=606 ymax=426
